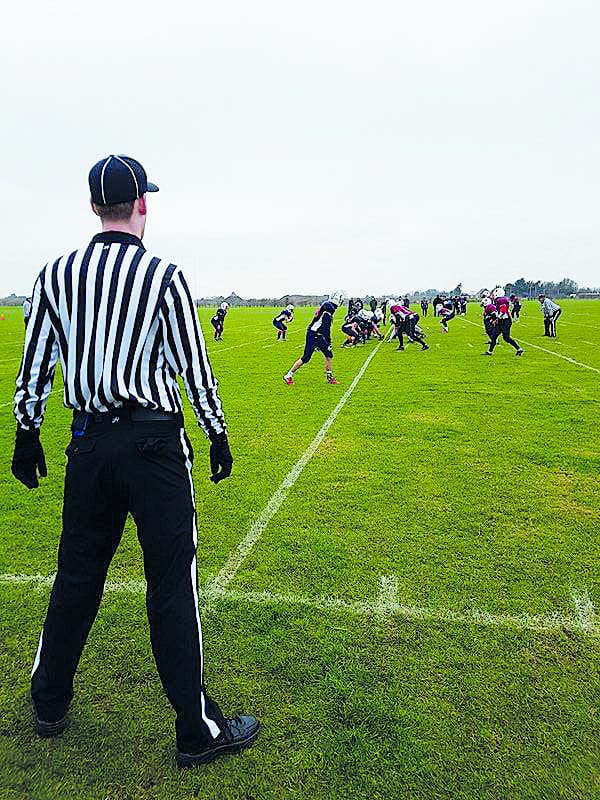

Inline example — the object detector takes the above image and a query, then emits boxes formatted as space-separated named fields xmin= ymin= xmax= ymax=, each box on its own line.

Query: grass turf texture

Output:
xmin=0 ymin=300 xmax=599 ymax=799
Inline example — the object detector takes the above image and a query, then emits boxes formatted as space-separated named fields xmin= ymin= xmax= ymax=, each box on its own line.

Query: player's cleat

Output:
xmin=482 ymin=351 xmax=492 ymax=356
xmin=326 ymin=376 xmax=339 ymax=384
xmin=35 ymin=713 xmax=68 ymax=738
xmin=421 ymin=344 xmax=429 ymax=351
xmin=516 ymin=348 xmax=524 ymax=356
xmin=176 ymin=714 xmax=260 ymax=768
xmin=283 ymin=375 xmax=293 ymax=385
xmin=396 ymin=346 xmax=404 ymax=351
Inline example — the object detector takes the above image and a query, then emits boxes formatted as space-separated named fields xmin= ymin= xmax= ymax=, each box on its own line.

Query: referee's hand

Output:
xmin=12 ymin=427 xmax=48 ymax=490
xmin=209 ymin=433 xmax=233 ymax=484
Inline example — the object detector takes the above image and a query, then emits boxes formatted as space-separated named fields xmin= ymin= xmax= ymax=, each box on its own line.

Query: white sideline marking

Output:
xmin=206 ymin=341 xmax=383 ymax=595
xmin=1 ymin=573 xmax=596 ymax=636
xmin=460 ymin=318 xmax=600 ymax=374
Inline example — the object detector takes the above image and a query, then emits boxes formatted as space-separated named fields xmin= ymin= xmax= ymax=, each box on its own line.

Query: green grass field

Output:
xmin=0 ymin=299 xmax=599 ymax=800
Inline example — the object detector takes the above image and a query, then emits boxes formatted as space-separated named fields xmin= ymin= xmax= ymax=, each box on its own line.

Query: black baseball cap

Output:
xmin=88 ymin=154 xmax=159 ymax=205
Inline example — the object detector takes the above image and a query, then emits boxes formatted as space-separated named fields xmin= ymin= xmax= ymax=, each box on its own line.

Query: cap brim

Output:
xmin=146 ymin=182 xmax=159 ymax=193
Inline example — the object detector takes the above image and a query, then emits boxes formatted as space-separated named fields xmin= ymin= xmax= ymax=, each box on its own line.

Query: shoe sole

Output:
xmin=176 ymin=725 xmax=261 ymax=768
xmin=36 ymin=716 xmax=68 ymax=738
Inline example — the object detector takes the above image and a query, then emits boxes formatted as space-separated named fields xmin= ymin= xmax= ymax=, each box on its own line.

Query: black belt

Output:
xmin=72 ymin=406 xmax=178 ymax=429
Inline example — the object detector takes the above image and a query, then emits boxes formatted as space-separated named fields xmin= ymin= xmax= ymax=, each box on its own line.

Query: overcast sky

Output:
xmin=1 ymin=0 xmax=598 ymax=298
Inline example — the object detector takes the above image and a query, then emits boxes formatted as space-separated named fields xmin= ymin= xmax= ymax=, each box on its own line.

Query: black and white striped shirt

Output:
xmin=14 ymin=231 xmax=226 ymax=438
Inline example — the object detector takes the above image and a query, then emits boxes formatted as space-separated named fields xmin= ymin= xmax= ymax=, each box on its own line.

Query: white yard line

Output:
xmin=208 ymin=329 xmax=301 ymax=355
xmin=460 ymin=318 xmax=600 ymax=374
xmin=1 ymin=573 xmax=594 ymax=636
xmin=206 ymin=341 xmax=383 ymax=595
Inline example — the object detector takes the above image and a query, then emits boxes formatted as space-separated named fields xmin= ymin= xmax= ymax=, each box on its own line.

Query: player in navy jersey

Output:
xmin=341 ymin=308 xmax=364 ymax=347
xmin=273 ymin=304 xmax=294 ymax=340
xmin=210 ymin=302 xmax=228 ymax=341
xmin=283 ymin=293 xmax=343 ymax=384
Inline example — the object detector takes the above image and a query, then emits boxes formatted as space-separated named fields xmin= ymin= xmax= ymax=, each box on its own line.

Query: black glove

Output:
xmin=12 ymin=427 xmax=47 ymax=490
xmin=209 ymin=432 xmax=233 ymax=484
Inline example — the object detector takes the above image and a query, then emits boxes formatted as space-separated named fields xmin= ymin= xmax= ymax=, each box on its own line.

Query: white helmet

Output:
xmin=328 ymin=291 xmax=344 ymax=306
xmin=286 ymin=303 xmax=294 ymax=312
xmin=493 ymin=287 xmax=504 ymax=298
xmin=358 ymin=308 xmax=371 ymax=320
xmin=220 ymin=302 xmax=229 ymax=310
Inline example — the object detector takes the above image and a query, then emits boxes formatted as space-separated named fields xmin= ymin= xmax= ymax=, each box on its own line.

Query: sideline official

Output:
xmin=12 ymin=154 xmax=259 ymax=767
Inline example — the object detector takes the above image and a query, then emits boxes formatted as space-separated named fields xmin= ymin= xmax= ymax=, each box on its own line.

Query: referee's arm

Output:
xmin=14 ymin=269 xmax=59 ymax=431
xmin=160 ymin=268 xmax=226 ymax=439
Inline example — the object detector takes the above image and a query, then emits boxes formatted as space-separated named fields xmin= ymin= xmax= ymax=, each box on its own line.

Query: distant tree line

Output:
xmin=503 ymin=277 xmax=585 ymax=299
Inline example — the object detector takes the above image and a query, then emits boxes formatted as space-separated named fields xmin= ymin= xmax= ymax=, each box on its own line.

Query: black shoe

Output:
xmin=35 ymin=714 xmax=68 ymax=738
xmin=482 ymin=351 xmax=492 ymax=356
xmin=421 ymin=344 xmax=429 ymax=351
xmin=396 ymin=346 xmax=404 ymax=351
xmin=176 ymin=715 xmax=260 ymax=768
xmin=516 ymin=348 xmax=524 ymax=356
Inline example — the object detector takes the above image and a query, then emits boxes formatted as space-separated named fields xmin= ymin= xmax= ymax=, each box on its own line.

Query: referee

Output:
xmin=12 ymin=154 xmax=259 ymax=767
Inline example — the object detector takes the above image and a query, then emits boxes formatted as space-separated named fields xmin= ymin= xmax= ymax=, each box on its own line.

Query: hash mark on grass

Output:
xmin=207 ymin=342 xmax=384 ymax=595
xmin=460 ymin=318 xmax=600 ymax=374
xmin=571 ymin=589 xmax=596 ymax=634
xmin=2 ymin=574 xmax=596 ymax=636
xmin=376 ymin=575 xmax=399 ymax=619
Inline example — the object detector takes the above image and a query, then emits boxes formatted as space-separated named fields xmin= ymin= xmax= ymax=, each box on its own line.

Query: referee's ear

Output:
xmin=138 ymin=195 xmax=147 ymax=215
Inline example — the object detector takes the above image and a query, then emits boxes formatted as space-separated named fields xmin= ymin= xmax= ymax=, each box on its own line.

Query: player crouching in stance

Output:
xmin=283 ymin=292 xmax=343 ymax=384
xmin=273 ymin=304 xmax=294 ymax=340
xmin=341 ymin=308 xmax=363 ymax=347
xmin=483 ymin=296 xmax=523 ymax=356
xmin=390 ymin=303 xmax=429 ymax=351
xmin=210 ymin=302 xmax=228 ymax=340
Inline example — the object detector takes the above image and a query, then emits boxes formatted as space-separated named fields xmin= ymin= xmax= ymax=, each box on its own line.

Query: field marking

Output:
xmin=1 ymin=573 xmax=596 ymax=637
xmin=208 ymin=329 xmax=301 ymax=355
xmin=206 ymin=341 xmax=383 ymax=596
xmin=460 ymin=318 xmax=600 ymax=374
xmin=376 ymin=575 xmax=399 ymax=619
xmin=572 ymin=589 xmax=596 ymax=633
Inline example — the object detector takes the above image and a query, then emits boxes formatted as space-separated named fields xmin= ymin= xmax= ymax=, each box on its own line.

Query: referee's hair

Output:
xmin=92 ymin=200 xmax=135 ymax=221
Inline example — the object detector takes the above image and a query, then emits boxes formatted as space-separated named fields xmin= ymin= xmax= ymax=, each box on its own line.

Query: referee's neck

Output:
xmin=101 ymin=219 xmax=145 ymax=239
xmin=99 ymin=199 xmax=146 ymax=240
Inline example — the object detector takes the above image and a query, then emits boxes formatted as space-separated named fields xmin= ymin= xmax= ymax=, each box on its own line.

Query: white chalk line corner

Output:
xmin=0 ymin=572 xmax=596 ymax=637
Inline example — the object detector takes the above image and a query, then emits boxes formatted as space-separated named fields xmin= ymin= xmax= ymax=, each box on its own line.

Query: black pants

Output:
xmin=544 ymin=309 xmax=561 ymax=337
xmin=396 ymin=320 xmax=426 ymax=348
xmin=31 ymin=415 xmax=226 ymax=752
xmin=489 ymin=318 xmax=519 ymax=351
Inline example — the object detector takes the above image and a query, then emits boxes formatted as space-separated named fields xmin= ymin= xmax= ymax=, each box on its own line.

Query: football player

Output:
xmin=273 ymin=304 xmax=294 ymax=340
xmin=210 ymin=302 xmax=229 ymax=341
xmin=283 ymin=292 xmax=343 ymax=385
xmin=484 ymin=296 xmax=523 ymax=356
